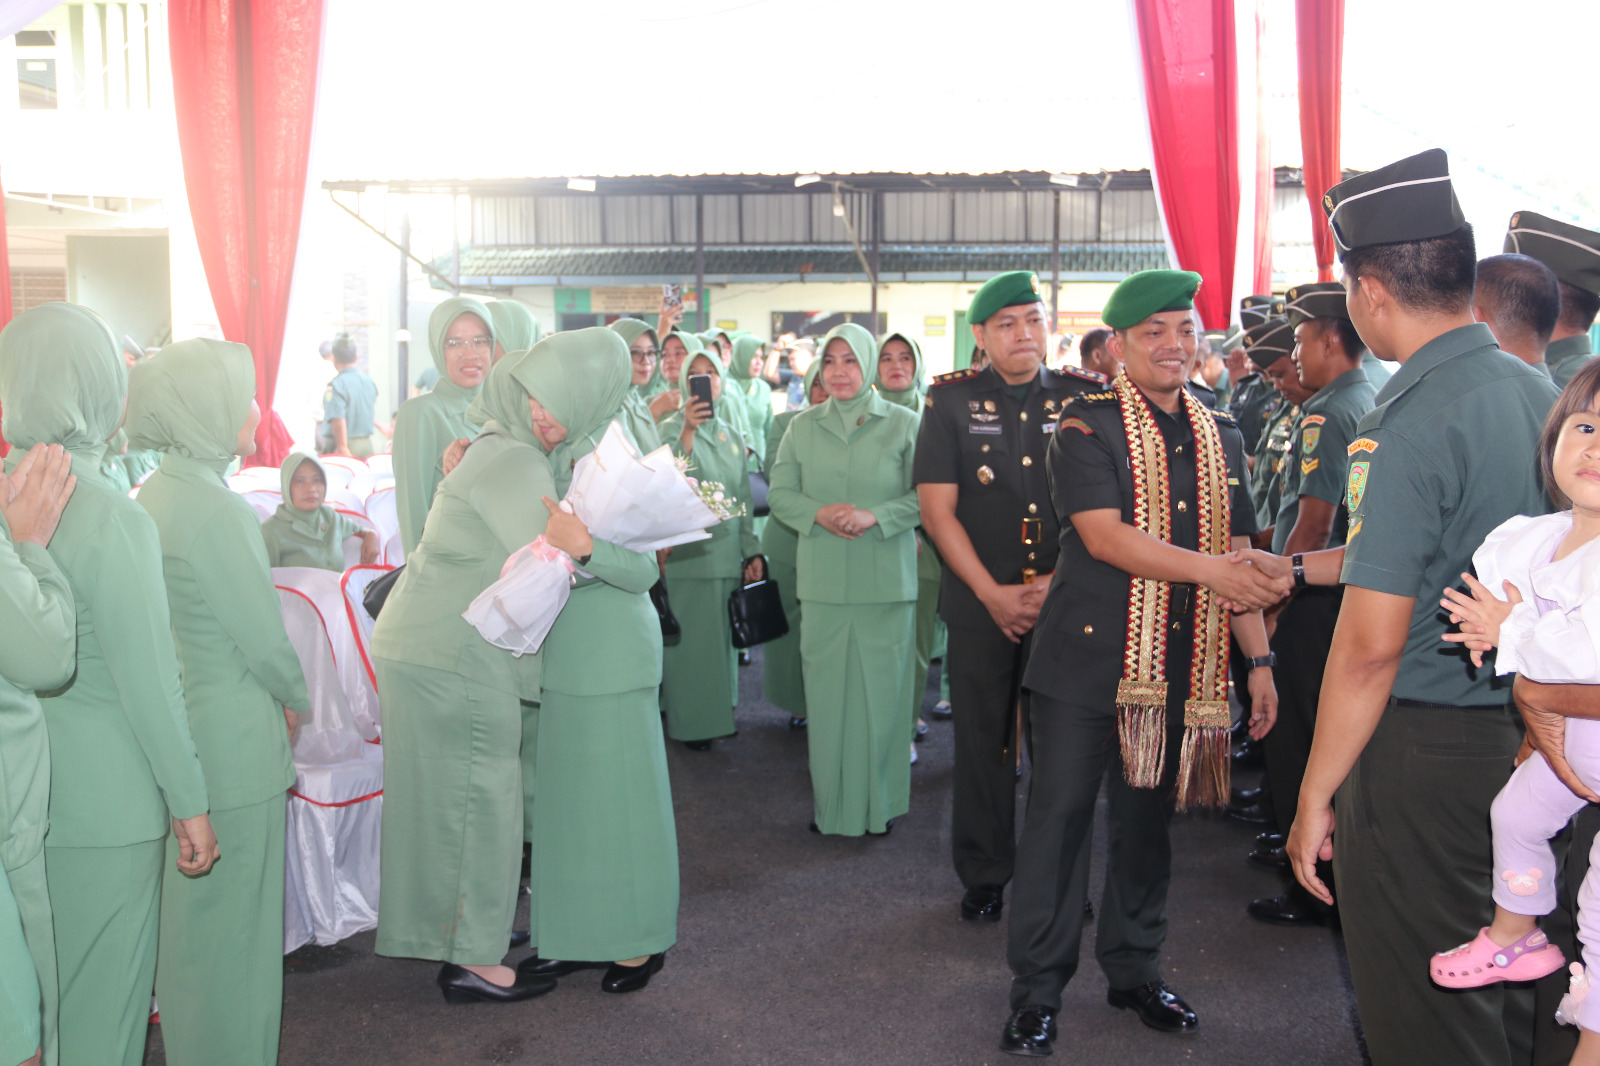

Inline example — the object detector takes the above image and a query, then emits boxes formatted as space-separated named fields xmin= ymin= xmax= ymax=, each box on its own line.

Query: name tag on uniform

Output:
xmin=968 ymin=423 xmax=1001 ymax=435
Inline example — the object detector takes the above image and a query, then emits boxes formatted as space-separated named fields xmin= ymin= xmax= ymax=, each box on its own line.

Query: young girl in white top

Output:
xmin=1429 ymin=359 xmax=1600 ymax=1055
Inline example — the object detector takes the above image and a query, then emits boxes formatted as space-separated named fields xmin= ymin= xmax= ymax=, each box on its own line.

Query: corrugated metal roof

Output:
xmin=429 ymin=243 xmax=1170 ymax=287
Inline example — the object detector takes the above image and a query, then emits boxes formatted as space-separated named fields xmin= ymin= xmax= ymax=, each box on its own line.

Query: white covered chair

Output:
xmin=364 ymin=452 xmax=393 ymax=479
xmin=321 ymin=455 xmax=376 ymax=501
xmin=274 ymin=567 xmax=383 ymax=952
xmin=240 ymin=489 xmax=282 ymax=522
xmin=364 ymin=485 xmax=402 ymax=565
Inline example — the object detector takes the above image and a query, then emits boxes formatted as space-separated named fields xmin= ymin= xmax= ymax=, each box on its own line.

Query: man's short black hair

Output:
xmin=1559 ymin=281 xmax=1600 ymax=335
xmin=1080 ymin=327 xmax=1112 ymax=359
xmin=1342 ymin=224 xmax=1477 ymax=317
xmin=1313 ymin=317 xmax=1366 ymax=359
xmin=1475 ymin=253 xmax=1560 ymax=345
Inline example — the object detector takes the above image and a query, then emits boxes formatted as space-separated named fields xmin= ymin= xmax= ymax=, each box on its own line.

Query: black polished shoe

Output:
xmin=682 ymin=739 xmax=713 ymax=752
xmin=436 ymin=963 xmax=556 ymax=1004
xmin=508 ymin=928 xmax=531 ymax=949
xmin=1231 ymin=741 xmax=1265 ymax=769
xmin=516 ymin=955 xmax=608 ymax=979
xmin=1230 ymin=785 xmax=1264 ymax=805
xmin=1107 ymin=980 xmax=1198 ymax=1033
xmin=788 ymin=716 xmax=807 ymax=730
xmin=999 ymin=1005 xmax=1057 ymax=1057
xmin=1247 ymin=891 xmax=1328 ymax=926
xmin=928 ymin=699 xmax=952 ymax=720
xmin=867 ymin=819 xmax=894 ymax=836
xmin=1227 ymin=802 xmax=1273 ymax=825
xmin=961 ymin=883 xmax=1005 ymax=922
xmin=1247 ymin=845 xmax=1288 ymax=870
xmin=738 ymin=649 xmax=751 ymax=666
xmin=1254 ymin=831 xmax=1285 ymax=849
xmin=601 ymin=952 xmax=665 ymax=993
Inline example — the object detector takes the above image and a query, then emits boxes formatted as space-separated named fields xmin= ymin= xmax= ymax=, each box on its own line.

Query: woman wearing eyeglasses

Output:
xmin=768 ymin=323 xmax=920 ymax=836
xmin=609 ymin=319 xmax=663 ymax=453
xmin=392 ymin=297 xmax=495 ymax=555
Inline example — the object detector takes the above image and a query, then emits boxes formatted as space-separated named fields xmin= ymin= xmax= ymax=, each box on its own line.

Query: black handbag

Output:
xmin=650 ymin=578 xmax=682 ymax=645
xmin=747 ymin=469 xmax=770 ymax=518
xmin=361 ymin=564 xmax=404 ymax=619
xmin=727 ymin=577 xmax=788 ymax=649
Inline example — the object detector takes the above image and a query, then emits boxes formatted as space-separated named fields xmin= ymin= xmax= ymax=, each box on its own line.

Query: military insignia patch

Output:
xmin=1347 ymin=461 xmax=1370 ymax=512
xmin=1301 ymin=457 xmax=1319 ymax=477
xmin=977 ymin=465 xmax=995 ymax=484
xmin=1348 ymin=437 xmax=1379 ymax=456
xmin=969 ymin=401 xmax=981 ymax=412
xmin=1061 ymin=417 xmax=1092 ymax=435
xmin=1029 ymin=274 xmax=1040 ymax=294
xmin=1300 ymin=414 xmax=1325 ymax=456
xmin=984 ymin=400 xmax=997 ymax=413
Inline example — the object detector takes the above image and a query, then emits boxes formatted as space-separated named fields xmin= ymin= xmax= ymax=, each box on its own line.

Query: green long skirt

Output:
xmin=2 ymin=851 xmax=53 ymax=1066
xmin=155 ymin=796 xmax=285 ymax=1066
xmin=374 ymin=659 xmax=523 ymax=965
xmin=759 ymin=520 xmax=806 ymax=718
xmin=909 ymin=567 xmax=941 ymax=731
xmin=800 ymin=601 xmax=915 ymax=836
xmin=661 ymin=577 xmax=739 ymax=742
xmin=529 ymin=687 xmax=679 ymax=962
xmin=47 ymin=840 xmax=163 ymax=1066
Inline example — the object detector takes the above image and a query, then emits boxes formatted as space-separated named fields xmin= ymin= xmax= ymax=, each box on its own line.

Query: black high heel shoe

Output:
xmin=436 ymin=963 xmax=556 ymax=1004
xmin=600 ymin=952 xmax=665 ymax=993
xmin=517 ymin=956 xmax=608 ymax=979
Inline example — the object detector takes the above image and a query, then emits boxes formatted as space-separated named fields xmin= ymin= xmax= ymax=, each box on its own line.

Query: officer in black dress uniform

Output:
xmin=998 ymin=270 xmax=1286 ymax=1055
xmin=914 ymin=271 xmax=1108 ymax=923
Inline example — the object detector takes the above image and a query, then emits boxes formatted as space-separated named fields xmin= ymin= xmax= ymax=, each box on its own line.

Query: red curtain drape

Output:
xmin=1296 ymin=0 xmax=1343 ymax=283
xmin=1251 ymin=3 xmax=1273 ymax=295
xmin=1132 ymin=0 xmax=1240 ymax=331
xmin=168 ymin=0 xmax=324 ymax=467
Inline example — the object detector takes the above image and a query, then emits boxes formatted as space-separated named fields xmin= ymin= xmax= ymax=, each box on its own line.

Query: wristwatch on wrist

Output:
xmin=1292 ymin=553 xmax=1307 ymax=589
xmin=574 ymin=551 xmax=592 ymax=566
xmin=1247 ymin=653 xmax=1277 ymax=670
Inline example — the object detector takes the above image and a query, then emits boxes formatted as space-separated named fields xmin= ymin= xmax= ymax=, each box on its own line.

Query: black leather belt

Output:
xmin=1392 ymin=698 xmax=1507 ymax=711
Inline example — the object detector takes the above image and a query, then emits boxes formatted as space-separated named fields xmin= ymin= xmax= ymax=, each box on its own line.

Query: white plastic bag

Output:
xmin=461 ymin=536 xmax=575 ymax=656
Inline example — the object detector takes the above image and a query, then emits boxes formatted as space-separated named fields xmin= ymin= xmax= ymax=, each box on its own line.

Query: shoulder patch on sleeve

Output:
xmin=1060 ymin=416 xmax=1094 ymax=435
xmin=1209 ymin=408 xmax=1237 ymax=426
xmin=1061 ymin=366 xmax=1109 ymax=384
xmin=1348 ymin=437 xmax=1379 ymax=456
xmin=932 ymin=368 xmax=980 ymax=386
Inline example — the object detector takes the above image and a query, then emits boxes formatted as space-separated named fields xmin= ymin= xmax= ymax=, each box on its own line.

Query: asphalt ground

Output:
xmin=143 ymin=648 xmax=1367 ymax=1066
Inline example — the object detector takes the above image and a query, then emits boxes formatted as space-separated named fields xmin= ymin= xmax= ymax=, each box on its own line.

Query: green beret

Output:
xmin=1239 ymin=293 xmax=1279 ymax=330
xmin=1324 ymin=148 xmax=1466 ymax=260
xmin=1505 ymin=211 xmax=1600 ymax=297
xmin=1242 ymin=318 xmax=1293 ymax=369
xmin=968 ymin=271 xmax=1044 ymax=325
xmin=1101 ymin=269 xmax=1202 ymax=330
xmin=1284 ymin=281 xmax=1349 ymax=328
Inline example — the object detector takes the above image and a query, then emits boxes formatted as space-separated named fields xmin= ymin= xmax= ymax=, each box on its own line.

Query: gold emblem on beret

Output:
xmin=1029 ymin=274 xmax=1040 ymax=294
xmin=1511 ymin=212 xmax=1521 ymax=227
xmin=1323 ymin=194 xmax=1333 ymax=210
xmin=977 ymin=465 xmax=994 ymax=485
xmin=984 ymin=400 xmax=996 ymax=413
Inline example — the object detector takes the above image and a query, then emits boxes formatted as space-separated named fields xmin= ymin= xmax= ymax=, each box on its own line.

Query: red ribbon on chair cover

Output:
xmin=1131 ymin=0 xmax=1241 ymax=332
xmin=1296 ymin=0 xmax=1344 ymax=283
xmin=167 ymin=0 xmax=324 ymax=468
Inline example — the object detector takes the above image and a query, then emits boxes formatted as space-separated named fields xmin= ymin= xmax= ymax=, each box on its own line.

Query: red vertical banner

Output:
xmin=168 ymin=0 xmax=325 ymax=467
xmin=1252 ymin=2 xmax=1273 ymax=295
xmin=1131 ymin=0 xmax=1241 ymax=331
xmin=1296 ymin=0 xmax=1343 ymax=282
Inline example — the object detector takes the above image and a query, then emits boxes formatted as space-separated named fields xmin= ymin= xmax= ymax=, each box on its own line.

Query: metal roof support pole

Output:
xmin=1051 ymin=189 xmax=1062 ymax=328
xmin=397 ymin=205 xmax=410 ymax=402
xmin=869 ymin=191 xmax=882 ymax=332
xmin=694 ymin=193 xmax=706 ymax=331
xmin=450 ymin=191 xmax=461 ymax=294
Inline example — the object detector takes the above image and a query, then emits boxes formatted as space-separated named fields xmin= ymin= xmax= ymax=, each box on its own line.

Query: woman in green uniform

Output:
xmin=127 ymin=338 xmax=310 ymax=1066
xmin=874 ymin=332 xmax=942 ymax=743
xmin=511 ymin=329 xmax=677 ymax=992
xmin=0 ymin=305 xmax=217 ymax=1066
xmin=487 ymin=299 xmax=541 ymax=363
xmin=761 ymin=362 xmax=825 ymax=729
xmin=768 ymin=323 xmax=920 ymax=836
xmin=609 ymin=318 xmax=664 ymax=452
xmin=658 ymin=347 xmax=763 ymax=750
xmin=370 ymin=347 xmax=558 ymax=1004
xmin=98 ymin=429 xmax=134 ymax=495
xmin=0 ymin=441 xmax=77 ymax=1066
xmin=392 ymin=297 xmax=494 ymax=554
xmin=729 ymin=334 xmax=774 ymax=466
xmin=259 ymin=452 xmax=378 ymax=571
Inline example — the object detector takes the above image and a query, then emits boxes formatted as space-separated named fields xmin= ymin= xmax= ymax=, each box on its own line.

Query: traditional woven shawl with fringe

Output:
xmin=1112 ymin=372 xmax=1233 ymax=810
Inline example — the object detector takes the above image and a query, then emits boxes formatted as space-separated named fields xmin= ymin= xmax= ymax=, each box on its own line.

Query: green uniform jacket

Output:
xmin=1251 ymin=398 xmax=1299 ymax=530
xmin=1271 ymin=366 xmax=1377 ymax=555
xmin=391 ymin=381 xmax=479 ymax=556
xmin=620 ymin=391 xmax=662 ymax=454
xmin=323 ymin=366 xmax=378 ymax=438
xmin=26 ymin=459 xmax=209 ymax=847
xmin=768 ymin=391 xmax=921 ymax=604
xmin=137 ymin=454 xmax=306 ymax=811
xmin=371 ymin=433 xmax=553 ymax=701
xmin=0 ymin=518 xmax=75 ymax=872
xmin=1360 ymin=350 xmax=1393 ymax=390
xmin=1341 ymin=324 xmax=1558 ymax=705
xmin=260 ymin=507 xmax=359 ymax=572
xmin=1547 ymin=332 xmax=1594 ymax=388
xmin=659 ymin=413 xmax=760 ymax=576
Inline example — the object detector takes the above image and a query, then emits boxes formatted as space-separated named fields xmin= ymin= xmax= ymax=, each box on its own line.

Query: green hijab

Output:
xmin=125 ymin=338 xmax=256 ymax=469
xmin=0 ymin=301 xmax=127 ymax=459
xmin=874 ymin=331 xmax=925 ymax=410
xmin=610 ymin=317 xmax=662 ymax=393
xmin=817 ymin=322 xmax=879 ymax=437
xmin=678 ymin=340 xmax=729 ymax=425
xmin=518 ymin=327 xmax=631 ymax=494
xmin=465 ymin=344 xmax=541 ymax=449
xmin=276 ymin=451 xmax=336 ymax=536
xmin=728 ymin=333 xmax=765 ymax=385
xmin=427 ymin=295 xmax=495 ymax=406
xmin=487 ymin=299 xmax=542 ymax=359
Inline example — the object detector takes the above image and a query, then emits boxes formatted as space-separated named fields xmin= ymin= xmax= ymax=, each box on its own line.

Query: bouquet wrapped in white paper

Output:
xmin=564 ymin=421 xmax=741 ymax=554
xmin=461 ymin=536 xmax=575 ymax=657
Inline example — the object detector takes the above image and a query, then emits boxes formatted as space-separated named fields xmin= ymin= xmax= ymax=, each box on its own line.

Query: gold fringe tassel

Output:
xmin=1173 ymin=699 xmax=1232 ymax=810
xmin=1116 ymin=679 xmax=1168 ymax=789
